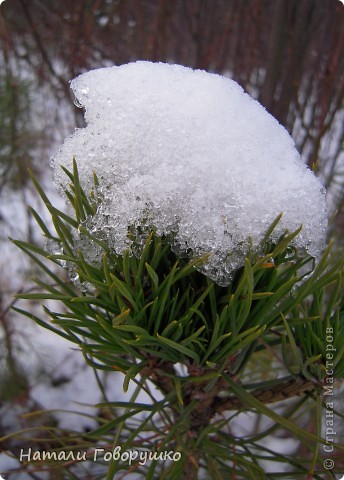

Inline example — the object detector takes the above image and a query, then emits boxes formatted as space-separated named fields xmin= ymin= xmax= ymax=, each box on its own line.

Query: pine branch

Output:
xmin=215 ymin=375 xmax=317 ymax=413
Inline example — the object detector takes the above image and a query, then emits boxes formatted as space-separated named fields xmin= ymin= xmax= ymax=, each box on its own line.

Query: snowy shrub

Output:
xmin=11 ymin=63 xmax=344 ymax=479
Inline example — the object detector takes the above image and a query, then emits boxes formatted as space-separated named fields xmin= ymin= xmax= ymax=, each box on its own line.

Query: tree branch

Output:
xmin=216 ymin=376 xmax=316 ymax=413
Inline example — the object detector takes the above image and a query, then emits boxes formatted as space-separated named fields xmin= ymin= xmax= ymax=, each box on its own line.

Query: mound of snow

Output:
xmin=52 ymin=61 xmax=327 ymax=285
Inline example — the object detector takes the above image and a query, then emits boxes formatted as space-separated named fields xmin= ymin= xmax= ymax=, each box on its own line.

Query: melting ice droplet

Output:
xmin=53 ymin=61 xmax=327 ymax=286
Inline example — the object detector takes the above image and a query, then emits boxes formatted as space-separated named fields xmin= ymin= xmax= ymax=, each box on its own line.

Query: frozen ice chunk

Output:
xmin=53 ymin=61 xmax=327 ymax=286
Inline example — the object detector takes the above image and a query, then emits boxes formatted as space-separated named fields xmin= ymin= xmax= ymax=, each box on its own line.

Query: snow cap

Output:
xmin=53 ymin=61 xmax=327 ymax=286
